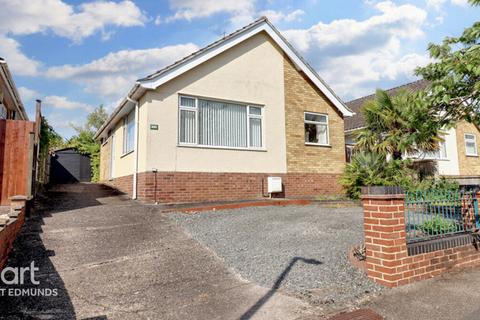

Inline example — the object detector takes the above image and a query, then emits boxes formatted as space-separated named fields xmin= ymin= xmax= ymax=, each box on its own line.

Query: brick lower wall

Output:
xmin=103 ymin=171 xmax=343 ymax=203
xmin=0 ymin=202 xmax=26 ymax=270
xmin=103 ymin=174 xmax=133 ymax=198
xmin=362 ymin=189 xmax=480 ymax=288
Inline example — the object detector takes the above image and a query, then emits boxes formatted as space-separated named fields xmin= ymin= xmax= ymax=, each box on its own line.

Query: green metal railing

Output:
xmin=404 ymin=190 xmax=479 ymax=243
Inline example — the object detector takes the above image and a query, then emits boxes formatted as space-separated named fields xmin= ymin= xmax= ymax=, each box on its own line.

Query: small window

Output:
xmin=465 ymin=134 xmax=478 ymax=156
xmin=0 ymin=104 xmax=6 ymax=120
xmin=304 ymin=112 xmax=329 ymax=145
xmin=123 ymin=110 xmax=135 ymax=154
xmin=439 ymin=140 xmax=447 ymax=159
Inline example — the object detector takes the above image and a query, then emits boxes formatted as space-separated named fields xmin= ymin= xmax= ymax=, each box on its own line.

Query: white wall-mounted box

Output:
xmin=267 ymin=177 xmax=282 ymax=193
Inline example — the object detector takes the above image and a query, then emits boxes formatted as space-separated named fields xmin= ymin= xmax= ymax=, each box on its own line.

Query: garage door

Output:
xmin=50 ymin=148 xmax=91 ymax=183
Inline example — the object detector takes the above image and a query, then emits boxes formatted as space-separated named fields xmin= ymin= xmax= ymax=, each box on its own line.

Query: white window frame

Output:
xmin=304 ymin=111 xmax=330 ymax=146
xmin=178 ymin=95 xmax=198 ymax=146
xmin=465 ymin=133 xmax=478 ymax=157
xmin=122 ymin=110 xmax=135 ymax=155
xmin=178 ymin=95 xmax=265 ymax=150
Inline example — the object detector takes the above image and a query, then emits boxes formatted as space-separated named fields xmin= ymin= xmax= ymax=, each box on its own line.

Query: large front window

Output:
xmin=178 ymin=96 xmax=263 ymax=149
xmin=304 ymin=112 xmax=329 ymax=145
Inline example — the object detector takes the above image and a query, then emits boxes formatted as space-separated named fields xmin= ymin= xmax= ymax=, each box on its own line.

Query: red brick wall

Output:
xmin=105 ymin=171 xmax=343 ymax=203
xmin=362 ymin=192 xmax=480 ymax=288
xmin=0 ymin=205 xmax=26 ymax=270
xmin=103 ymin=174 xmax=133 ymax=198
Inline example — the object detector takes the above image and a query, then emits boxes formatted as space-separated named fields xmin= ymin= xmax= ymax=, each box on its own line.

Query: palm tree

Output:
xmin=354 ymin=89 xmax=443 ymax=160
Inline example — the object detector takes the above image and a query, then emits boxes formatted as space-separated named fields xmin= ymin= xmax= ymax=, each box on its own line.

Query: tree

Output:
xmin=415 ymin=0 xmax=480 ymax=126
xmin=354 ymin=89 xmax=443 ymax=160
xmin=38 ymin=117 xmax=65 ymax=185
xmin=86 ymin=105 xmax=108 ymax=132
xmin=68 ymin=105 xmax=108 ymax=182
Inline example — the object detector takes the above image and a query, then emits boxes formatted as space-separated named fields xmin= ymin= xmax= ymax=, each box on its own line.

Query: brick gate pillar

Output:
xmin=361 ymin=186 xmax=407 ymax=287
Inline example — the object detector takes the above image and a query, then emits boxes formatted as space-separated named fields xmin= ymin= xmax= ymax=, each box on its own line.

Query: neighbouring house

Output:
xmin=95 ymin=17 xmax=354 ymax=203
xmin=0 ymin=58 xmax=40 ymax=270
xmin=345 ymin=79 xmax=480 ymax=184
xmin=0 ymin=58 xmax=40 ymax=205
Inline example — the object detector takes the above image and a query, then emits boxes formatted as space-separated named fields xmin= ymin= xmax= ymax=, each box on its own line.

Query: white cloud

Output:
xmin=18 ymin=87 xmax=40 ymax=101
xmin=0 ymin=35 xmax=40 ymax=76
xmin=283 ymin=1 xmax=429 ymax=99
xmin=426 ymin=0 xmax=446 ymax=10
xmin=426 ymin=0 xmax=470 ymax=10
xmin=0 ymin=0 xmax=146 ymax=43
xmin=154 ymin=15 xmax=162 ymax=25
xmin=165 ymin=0 xmax=255 ymax=27
xmin=43 ymin=95 xmax=94 ymax=111
xmin=0 ymin=0 xmax=146 ymax=76
xmin=259 ymin=9 xmax=305 ymax=24
xmin=45 ymin=44 xmax=199 ymax=99
xmin=451 ymin=0 xmax=469 ymax=6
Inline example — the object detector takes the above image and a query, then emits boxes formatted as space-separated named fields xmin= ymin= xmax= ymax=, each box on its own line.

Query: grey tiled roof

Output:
xmin=345 ymin=79 xmax=430 ymax=131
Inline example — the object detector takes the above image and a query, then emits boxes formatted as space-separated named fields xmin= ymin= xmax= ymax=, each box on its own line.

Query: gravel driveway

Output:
xmin=172 ymin=205 xmax=382 ymax=309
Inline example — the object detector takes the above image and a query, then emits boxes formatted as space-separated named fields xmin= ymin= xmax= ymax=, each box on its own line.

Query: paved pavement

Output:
xmin=0 ymin=184 xmax=312 ymax=319
xmin=366 ymin=267 xmax=480 ymax=320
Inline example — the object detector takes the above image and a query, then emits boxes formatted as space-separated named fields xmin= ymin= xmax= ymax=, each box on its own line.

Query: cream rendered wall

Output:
xmin=437 ymin=127 xmax=460 ymax=176
xmin=110 ymin=119 xmax=134 ymax=178
xmin=143 ymin=32 xmax=287 ymax=173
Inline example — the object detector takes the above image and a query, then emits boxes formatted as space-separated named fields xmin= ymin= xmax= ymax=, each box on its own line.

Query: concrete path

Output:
xmin=0 ymin=183 xmax=312 ymax=320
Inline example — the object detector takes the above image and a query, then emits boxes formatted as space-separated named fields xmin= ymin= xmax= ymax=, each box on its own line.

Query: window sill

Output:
xmin=121 ymin=150 xmax=134 ymax=158
xmin=305 ymin=143 xmax=331 ymax=148
xmin=466 ymin=154 xmax=479 ymax=158
xmin=177 ymin=144 xmax=267 ymax=152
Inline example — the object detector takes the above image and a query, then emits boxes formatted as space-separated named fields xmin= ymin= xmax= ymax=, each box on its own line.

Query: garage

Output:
xmin=50 ymin=148 xmax=91 ymax=183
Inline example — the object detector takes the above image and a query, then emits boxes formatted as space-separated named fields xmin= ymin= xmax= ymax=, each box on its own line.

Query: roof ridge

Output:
xmin=137 ymin=16 xmax=269 ymax=82
xmin=346 ymin=79 xmax=429 ymax=103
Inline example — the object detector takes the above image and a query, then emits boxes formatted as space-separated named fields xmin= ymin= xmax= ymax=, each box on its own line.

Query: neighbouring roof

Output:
xmin=345 ymin=79 xmax=430 ymax=132
xmin=95 ymin=16 xmax=353 ymax=140
xmin=0 ymin=58 xmax=28 ymax=120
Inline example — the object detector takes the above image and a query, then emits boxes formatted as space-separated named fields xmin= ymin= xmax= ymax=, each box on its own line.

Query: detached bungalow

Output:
xmin=345 ymin=80 xmax=480 ymax=182
xmin=95 ymin=17 xmax=354 ymax=203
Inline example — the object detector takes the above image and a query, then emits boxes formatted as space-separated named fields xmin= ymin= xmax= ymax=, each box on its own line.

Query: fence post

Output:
xmin=361 ymin=186 xmax=407 ymax=287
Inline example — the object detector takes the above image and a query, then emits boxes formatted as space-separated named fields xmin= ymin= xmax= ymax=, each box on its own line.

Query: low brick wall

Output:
xmin=0 ymin=197 xmax=27 ymax=270
xmin=362 ymin=187 xmax=480 ymax=288
xmin=103 ymin=171 xmax=343 ymax=203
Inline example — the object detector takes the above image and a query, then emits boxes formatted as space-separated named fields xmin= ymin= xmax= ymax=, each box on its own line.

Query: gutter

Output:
xmin=94 ymin=83 xmax=141 ymax=140
xmin=0 ymin=59 xmax=28 ymax=120
xmin=126 ymin=96 xmax=139 ymax=200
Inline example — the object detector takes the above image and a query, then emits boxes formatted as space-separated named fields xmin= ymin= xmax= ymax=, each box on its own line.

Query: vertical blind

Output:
xmin=179 ymin=96 xmax=262 ymax=149
xmin=123 ymin=110 xmax=135 ymax=153
xmin=198 ymin=99 xmax=247 ymax=147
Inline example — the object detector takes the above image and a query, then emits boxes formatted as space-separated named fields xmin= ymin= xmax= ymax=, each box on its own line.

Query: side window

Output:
xmin=304 ymin=112 xmax=329 ymax=145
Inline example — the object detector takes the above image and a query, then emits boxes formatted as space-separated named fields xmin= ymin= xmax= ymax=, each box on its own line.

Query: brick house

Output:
xmin=95 ymin=17 xmax=354 ymax=203
xmin=345 ymin=80 xmax=480 ymax=183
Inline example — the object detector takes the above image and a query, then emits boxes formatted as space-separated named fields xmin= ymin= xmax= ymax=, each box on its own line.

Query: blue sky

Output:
xmin=0 ymin=0 xmax=478 ymax=138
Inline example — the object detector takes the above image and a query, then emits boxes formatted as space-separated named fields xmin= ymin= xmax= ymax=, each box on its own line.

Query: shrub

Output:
xmin=340 ymin=152 xmax=416 ymax=199
xmin=418 ymin=216 xmax=457 ymax=235
xmin=341 ymin=152 xmax=460 ymax=199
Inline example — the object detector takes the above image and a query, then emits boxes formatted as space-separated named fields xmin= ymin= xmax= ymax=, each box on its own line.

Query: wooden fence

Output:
xmin=0 ymin=119 xmax=35 ymax=205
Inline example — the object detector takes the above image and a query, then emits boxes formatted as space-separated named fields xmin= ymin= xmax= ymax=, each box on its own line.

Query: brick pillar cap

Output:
xmin=361 ymin=186 xmax=405 ymax=199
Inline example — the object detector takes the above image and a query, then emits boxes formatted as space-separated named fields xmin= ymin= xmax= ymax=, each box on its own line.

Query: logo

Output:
xmin=0 ymin=261 xmax=58 ymax=297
